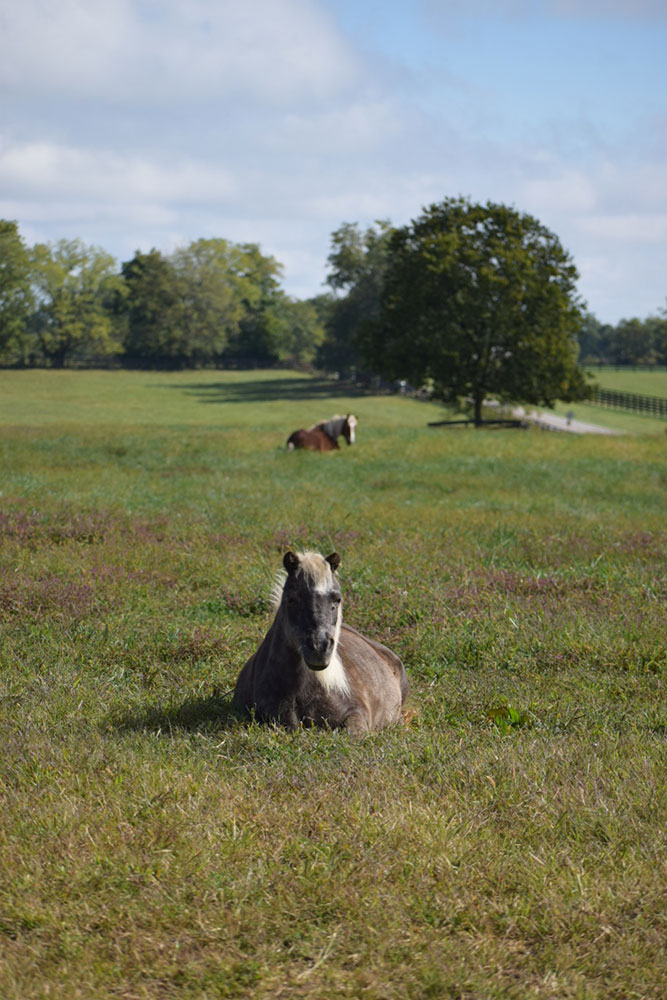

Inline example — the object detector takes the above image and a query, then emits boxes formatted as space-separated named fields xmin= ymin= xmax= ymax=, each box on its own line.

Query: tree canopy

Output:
xmin=0 ymin=221 xmax=34 ymax=363
xmin=0 ymin=215 xmax=665 ymax=373
xmin=363 ymin=198 xmax=590 ymax=423
xmin=29 ymin=239 xmax=124 ymax=367
xmin=121 ymin=249 xmax=183 ymax=367
xmin=317 ymin=220 xmax=393 ymax=374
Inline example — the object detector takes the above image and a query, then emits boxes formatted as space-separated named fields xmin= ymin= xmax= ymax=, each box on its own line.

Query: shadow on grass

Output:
xmin=114 ymin=690 xmax=242 ymax=735
xmin=156 ymin=376 xmax=374 ymax=405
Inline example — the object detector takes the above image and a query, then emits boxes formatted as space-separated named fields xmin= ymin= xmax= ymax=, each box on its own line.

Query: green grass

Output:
xmin=1 ymin=371 xmax=665 ymax=999
xmin=0 ymin=369 xmax=437 ymax=431
xmin=548 ymin=368 xmax=667 ymax=436
xmin=585 ymin=368 xmax=667 ymax=397
xmin=530 ymin=367 xmax=667 ymax=435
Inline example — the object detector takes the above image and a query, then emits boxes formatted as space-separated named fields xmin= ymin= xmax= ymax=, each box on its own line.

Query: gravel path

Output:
xmin=512 ymin=407 xmax=623 ymax=435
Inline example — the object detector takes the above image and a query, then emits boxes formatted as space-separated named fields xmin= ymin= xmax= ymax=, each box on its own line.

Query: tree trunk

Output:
xmin=52 ymin=347 xmax=66 ymax=369
xmin=473 ymin=392 xmax=484 ymax=426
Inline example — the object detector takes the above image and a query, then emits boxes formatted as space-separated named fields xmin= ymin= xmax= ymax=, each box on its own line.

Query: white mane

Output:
xmin=314 ymin=650 xmax=350 ymax=696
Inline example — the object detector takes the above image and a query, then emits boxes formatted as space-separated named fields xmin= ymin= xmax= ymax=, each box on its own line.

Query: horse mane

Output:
xmin=270 ymin=570 xmax=286 ymax=611
xmin=308 ymin=414 xmax=345 ymax=433
xmin=315 ymin=649 xmax=349 ymax=695
xmin=269 ymin=549 xmax=335 ymax=609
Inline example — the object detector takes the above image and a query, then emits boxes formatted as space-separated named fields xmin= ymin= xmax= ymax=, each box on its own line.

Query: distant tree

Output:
xmin=364 ymin=197 xmax=590 ymax=424
xmin=121 ymin=249 xmax=184 ymax=367
xmin=609 ymin=318 xmax=653 ymax=366
xmin=318 ymin=220 xmax=394 ymax=374
xmin=577 ymin=313 xmax=605 ymax=364
xmin=29 ymin=239 xmax=123 ymax=367
xmin=0 ymin=220 xmax=35 ymax=364
xmin=172 ymin=239 xmax=249 ymax=364
xmin=121 ymin=240 xmax=287 ymax=369
xmin=647 ymin=307 xmax=667 ymax=365
xmin=578 ymin=307 xmax=667 ymax=368
xmin=274 ymin=296 xmax=326 ymax=368
xmin=222 ymin=243 xmax=284 ymax=367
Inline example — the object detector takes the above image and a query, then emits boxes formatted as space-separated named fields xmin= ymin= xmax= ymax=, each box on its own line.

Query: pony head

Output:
xmin=280 ymin=550 xmax=342 ymax=669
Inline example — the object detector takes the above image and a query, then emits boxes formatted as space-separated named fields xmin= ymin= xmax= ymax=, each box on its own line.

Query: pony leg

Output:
xmin=343 ymin=709 xmax=371 ymax=735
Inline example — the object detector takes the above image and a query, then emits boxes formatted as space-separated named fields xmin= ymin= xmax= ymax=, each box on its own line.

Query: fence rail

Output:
xmin=592 ymin=387 xmax=667 ymax=419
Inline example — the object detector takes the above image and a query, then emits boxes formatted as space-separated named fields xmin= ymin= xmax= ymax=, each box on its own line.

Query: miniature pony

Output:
xmin=233 ymin=550 xmax=406 ymax=733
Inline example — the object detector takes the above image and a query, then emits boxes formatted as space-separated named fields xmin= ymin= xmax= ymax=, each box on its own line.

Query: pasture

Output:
xmin=585 ymin=368 xmax=667 ymax=397
xmin=539 ymin=367 xmax=667 ymax=436
xmin=1 ymin=370 xmax=665 ymax=999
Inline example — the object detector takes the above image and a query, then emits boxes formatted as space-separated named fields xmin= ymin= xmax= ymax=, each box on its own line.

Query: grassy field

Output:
xmin=1 ymin=371 xmax=665 ymax=999
xmin=535 ymin=368 xmax=667 ymax=436
xmin=585 ymin=368 xmax=667 ymax=397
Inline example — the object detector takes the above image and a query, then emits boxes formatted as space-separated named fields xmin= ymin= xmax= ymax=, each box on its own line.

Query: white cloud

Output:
xmin=577 ymin=248 xmax=666 ymax=320
xmin=0 ymin=0 xmax=362 ymax=105
xmin=576 ymin=213 xmax=667 ymax=244
xmin=521 ymin=170 xmax=598 ymax=215
xmin=0 ymin=137 xmax=237 ymax=204
xmin=276 ymin=101 xmax=402 ymax=155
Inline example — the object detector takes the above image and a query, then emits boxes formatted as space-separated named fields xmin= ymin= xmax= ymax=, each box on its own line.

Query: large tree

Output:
xmin=0 ymin=220 xmax=35 ymax=364
xmin=121 ymin=249 xmax=184 ymax=367
xmin=29 ymin=239 xmax=123 ymax=367
xmin=222 ymin=242 xmax=285 ymax=367
xmin=171 ymin=238 xmax=251 ymax=365
xmin=365 ymin=198 xmax=590 ymax=423
xmin=272 ymin=295 xmax=326 ymax=368
xmin=318 ymin=220 xmax=393 ymax=374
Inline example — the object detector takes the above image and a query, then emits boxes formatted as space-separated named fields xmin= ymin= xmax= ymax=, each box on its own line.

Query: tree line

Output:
xmin=0 ymin=221 xmax=325 ymax=370
xmin=577 ymin=312 xmax=667 ymax=368
xmin=2 ymin=203 xmax=666 ymax=419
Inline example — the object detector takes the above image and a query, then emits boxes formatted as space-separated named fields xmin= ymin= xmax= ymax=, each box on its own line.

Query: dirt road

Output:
xmin=512 ymin=407 xmax=622 ymax=435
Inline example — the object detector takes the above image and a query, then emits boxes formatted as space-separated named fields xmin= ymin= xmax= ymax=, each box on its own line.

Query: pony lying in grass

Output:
xmin=286 ymin=414 xmax=357 ymax=451
xmin=233 ymin=550 xmax=407 ymax=733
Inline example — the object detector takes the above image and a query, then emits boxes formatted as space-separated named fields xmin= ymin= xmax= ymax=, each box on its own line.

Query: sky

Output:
xmin=1 ymin=0 xmax=666 ymax=324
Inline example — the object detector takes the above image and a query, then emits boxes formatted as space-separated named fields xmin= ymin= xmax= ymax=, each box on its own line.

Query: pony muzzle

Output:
xmin=303 ymin=634 xmax=335 ymax=670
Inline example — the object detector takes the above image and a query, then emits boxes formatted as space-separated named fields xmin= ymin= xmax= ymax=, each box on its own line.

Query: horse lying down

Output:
xmin=233 ymin=550 xmax=407 ymax=733
xmin=286 ymin=414 xmax=357 ymax=452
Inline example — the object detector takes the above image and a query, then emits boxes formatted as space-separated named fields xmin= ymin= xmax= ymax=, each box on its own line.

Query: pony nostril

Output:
xmin=312 ymin=634 xmax=334 ymax=657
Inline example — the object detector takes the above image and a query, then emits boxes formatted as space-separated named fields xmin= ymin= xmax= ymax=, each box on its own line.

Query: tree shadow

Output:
xmin=156 ymin=376 xmax=374 ymax=405
xmin=113 ymin=690 xmax=242 ymax=736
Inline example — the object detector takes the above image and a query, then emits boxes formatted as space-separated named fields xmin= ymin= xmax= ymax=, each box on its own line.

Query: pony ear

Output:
xmin=283 ymin=551 xmax=300 ymax=574
xmin=325 ymin=552 xmax=341 ymax=573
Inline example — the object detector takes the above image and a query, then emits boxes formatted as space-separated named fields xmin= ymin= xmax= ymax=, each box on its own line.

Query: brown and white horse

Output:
xmin=232 ymin=550 xmax=407 ymax=733
xmin=286 ymin=414 xmax=357 ymax=452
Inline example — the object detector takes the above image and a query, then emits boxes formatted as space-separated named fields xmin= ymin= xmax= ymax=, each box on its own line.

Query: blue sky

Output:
xmin=1 ymin=0 xmax=666 ymax=323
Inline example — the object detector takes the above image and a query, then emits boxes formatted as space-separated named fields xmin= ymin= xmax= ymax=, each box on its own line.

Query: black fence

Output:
xmin=592 ymin=387 xmax=667 ymax=419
